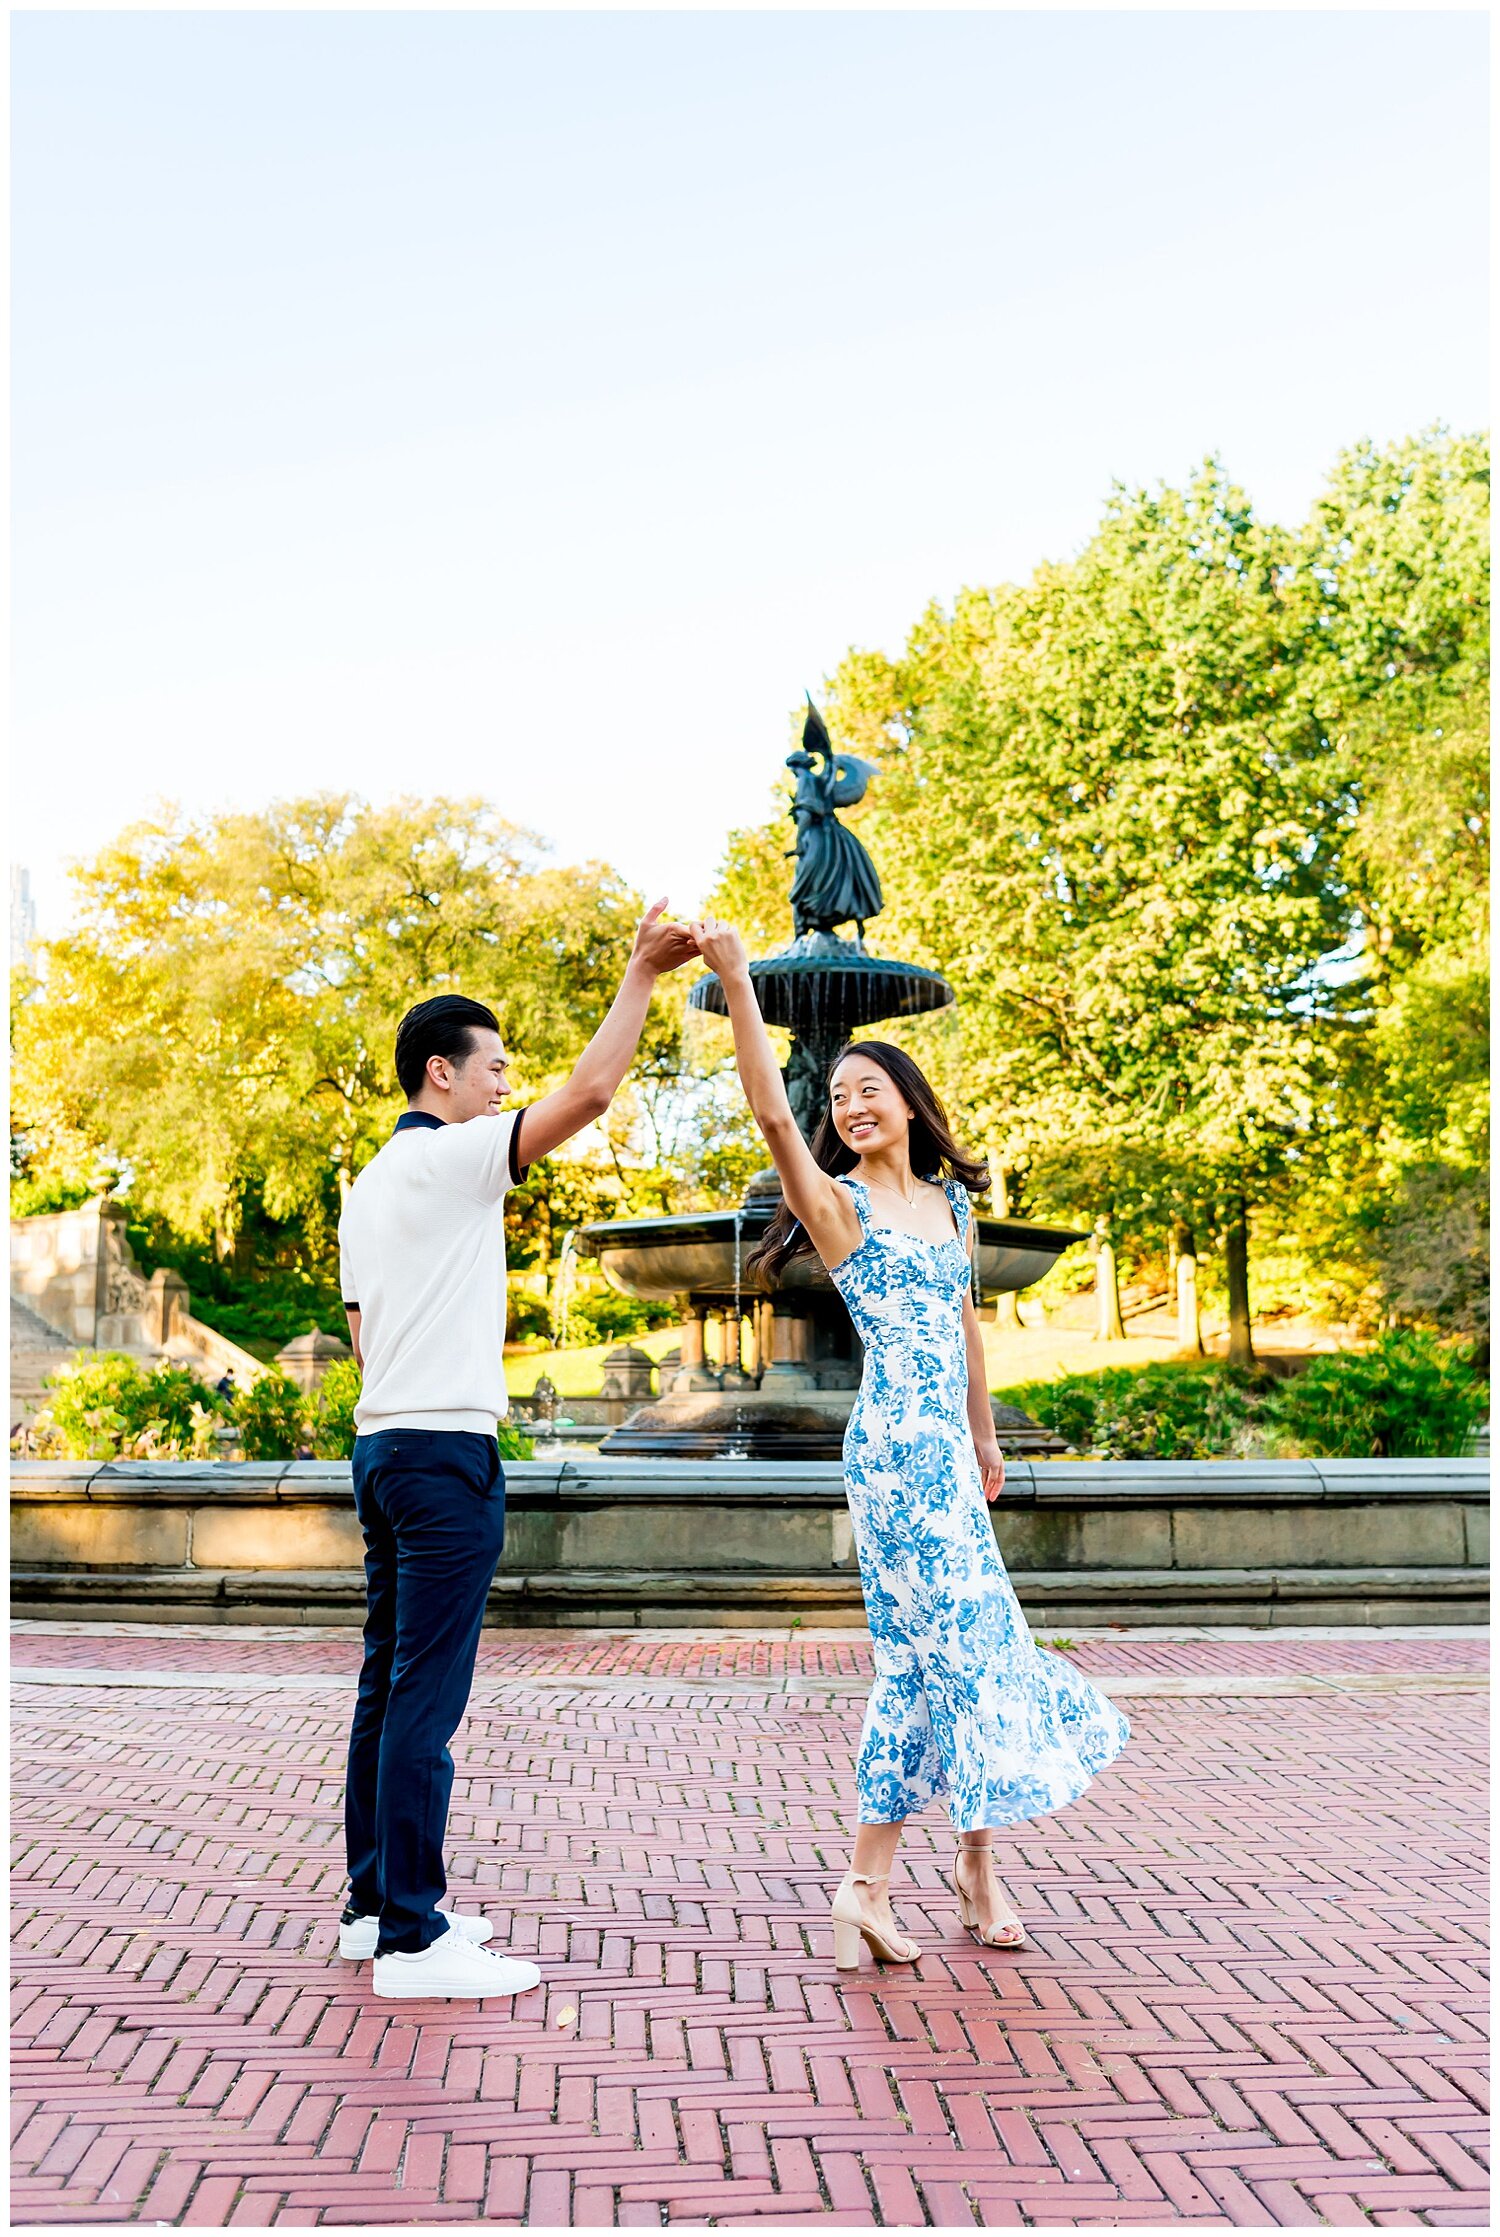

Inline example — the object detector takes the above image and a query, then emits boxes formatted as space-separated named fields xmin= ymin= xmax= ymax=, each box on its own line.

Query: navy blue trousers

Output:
xmin=344 ymin=1429 xmax=506 ymax=1954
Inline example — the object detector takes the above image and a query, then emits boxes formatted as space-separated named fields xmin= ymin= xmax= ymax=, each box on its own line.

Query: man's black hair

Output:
xmin=394 ymin=995 xmax=501 ymax=1101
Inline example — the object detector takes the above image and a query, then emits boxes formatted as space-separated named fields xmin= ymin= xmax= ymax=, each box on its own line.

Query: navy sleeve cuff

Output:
xmin=509 ymin=1110 xmax=530 ymax=1187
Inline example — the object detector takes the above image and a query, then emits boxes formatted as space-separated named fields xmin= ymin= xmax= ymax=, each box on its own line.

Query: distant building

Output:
xmin=11 ymin=865 xmax=37 ymax=970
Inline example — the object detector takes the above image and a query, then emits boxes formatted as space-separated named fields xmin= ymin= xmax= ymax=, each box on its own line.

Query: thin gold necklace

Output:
xmin=869 ymin=1172 xmax=919 ymax=1209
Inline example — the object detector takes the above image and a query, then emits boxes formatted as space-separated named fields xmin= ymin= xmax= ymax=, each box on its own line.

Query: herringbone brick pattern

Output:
xmin=12 ymin=1623 xmax=1490 ymax=1681
xmin=11 ymin=1627 xmax=1488 ymax=2227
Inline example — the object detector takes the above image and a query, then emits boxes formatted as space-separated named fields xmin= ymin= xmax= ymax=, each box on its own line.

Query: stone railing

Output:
xmin=10 ymin=1456 xmax=1488 ymax=1629
xmin=11 ymin=1196 xmax=264 ymax=1392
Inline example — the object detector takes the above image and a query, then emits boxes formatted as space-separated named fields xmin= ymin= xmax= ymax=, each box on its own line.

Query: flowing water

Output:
xmin=551 ymin=1229 xmax=578 ymax=1352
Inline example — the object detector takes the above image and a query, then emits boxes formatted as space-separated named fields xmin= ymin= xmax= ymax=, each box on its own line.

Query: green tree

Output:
xmin=831 ymin=466 xmax=1351 ymax=1360
xmin=13 ymin=795 xmax=648 ymax=1257
xmin=1297 ymin=429 xmax=1489 ymax=1339
xmin=705 ymin=430 xmax=1488 ymax=1348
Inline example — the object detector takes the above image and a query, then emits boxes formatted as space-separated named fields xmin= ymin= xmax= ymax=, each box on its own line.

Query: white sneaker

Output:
xmin=338 ymin=1906 xmax=494 ymax=1961
xmin=372 ymin=1927 xmax=540 ymax=2001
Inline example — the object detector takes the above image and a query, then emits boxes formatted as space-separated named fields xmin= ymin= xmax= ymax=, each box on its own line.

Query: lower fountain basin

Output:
xmin=579 ymin=1196 xmax=1087 ymax=1461
xmin=598 ymin=1389 xmax=1074 ymax=1462
xmin=599 ymin=1393 xmax=850 ymax=1461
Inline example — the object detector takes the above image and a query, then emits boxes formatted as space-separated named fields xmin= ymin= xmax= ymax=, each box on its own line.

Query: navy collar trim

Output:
xmin=394 ymin=1111 xmax=446 ymax=1134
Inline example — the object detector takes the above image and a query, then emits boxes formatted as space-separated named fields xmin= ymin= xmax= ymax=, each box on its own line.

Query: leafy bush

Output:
xmin=515 ymin=1271 xmax=678 ymax=1352
xmin=233 ymin=1371 xmax=310 ymax=1460
xmin=303 ymin=1359 xmax=535 ymax=1461
xmin=1002 ymin=1337 xmax=1488 ymax=1460
xmin=1261 ymin=1332 xmax=1488 ymax=1459
xmin=504 ymin=1284 xmax=553 ymax=1346
xmin=310 ymin=1358 xmax=362 ymax=1459
xmin=9 ymin=1173 xmax=99 ymax=1219
xmin=1002 ymin=1361 xmax=1267 ymax=1460
xmin=123 ymin=1208 xmax=348 ymax=1363
xmin=36 ymin=1351 xmax=224 ymax=1459
xmin=561 ymin=1285 xmax=678 ymax=1345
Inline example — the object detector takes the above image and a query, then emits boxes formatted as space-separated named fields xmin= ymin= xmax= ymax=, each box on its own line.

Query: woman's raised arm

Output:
xmin=689 ymin=917 xmax=859 ymax=1272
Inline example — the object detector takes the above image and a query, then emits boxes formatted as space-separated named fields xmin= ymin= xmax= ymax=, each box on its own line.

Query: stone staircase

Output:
xmin=9 ymin=1297 xmax=74 ymax=1432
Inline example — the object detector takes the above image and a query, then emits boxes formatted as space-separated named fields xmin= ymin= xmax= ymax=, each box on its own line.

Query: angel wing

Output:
xmin=803 ymin=695 xmax=879 ymax=806
xmin=830 ymin=754 xmax=878 ymax=808
xmin=802 ymin=696 xmax=833 ymax=762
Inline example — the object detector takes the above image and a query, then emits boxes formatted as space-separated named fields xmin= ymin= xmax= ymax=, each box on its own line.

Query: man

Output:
xmin=336 ymin=900 xmax=698 ymax=1999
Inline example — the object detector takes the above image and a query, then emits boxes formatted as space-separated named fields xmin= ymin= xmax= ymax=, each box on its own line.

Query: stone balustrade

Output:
xmin=9 ymin=1456 xmax=1487 ymax=1628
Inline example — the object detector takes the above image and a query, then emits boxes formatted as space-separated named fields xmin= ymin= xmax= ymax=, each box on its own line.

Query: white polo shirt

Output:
xmin=338 ymin=1109 xmax=529 ymax=1437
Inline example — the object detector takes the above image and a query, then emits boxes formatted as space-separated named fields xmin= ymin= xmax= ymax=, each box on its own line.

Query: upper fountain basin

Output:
xmin=578 ymin=1204 xmax=1087 ymax=1304
xmin=686 ymin=931 xmax=954 ymax=1036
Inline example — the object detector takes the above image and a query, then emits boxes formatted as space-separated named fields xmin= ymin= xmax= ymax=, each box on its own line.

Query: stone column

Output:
xmin=760 ymin=1306 xmax=817 ymax=1391
xmin=145 ymin=1269 xmax=190 ymax=1349
xmin=599 ymin=1344 xmax=656 ymax=1402
xmin=667 ymin=1305 xmax=720 ymax=1393
xmin=275 ymin=1324 xmax=354 ymax=1393
xmin=719 ymin=1309 xmax=755 ymax=1392
xmin=756 ymin=1299 xmax=775 ymax=1383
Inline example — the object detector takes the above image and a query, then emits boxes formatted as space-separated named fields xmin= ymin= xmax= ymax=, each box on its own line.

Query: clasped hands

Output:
xmin=630 ymin=901 xmax=748 ymax=979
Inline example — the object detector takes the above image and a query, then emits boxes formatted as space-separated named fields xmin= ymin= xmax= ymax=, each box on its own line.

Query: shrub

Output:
xmin=1003 ymin=1361 xmax=1268 ymax=1460
xmin=310 ymin=1358 xmax=362 ymax=1459
xmin=555 ymin=1285 xmax=677 ymax=1346
xmin=37 ymin=1351 xmax=224 ymax=1459
xmin=123 ymin=1208 xmax=348 ymax=1363
xmin=1261 ymin=1331 xmax=1488 ymax=1459
xmin=306 ymin=1360 xmax=535 ymax=1461
xmin=1002 ymin=1339 xmax=1488 ymax=1460
xmin=233 ymin=1371 xmax=310 ymax=1460
xmin=504 ymin=1285 xmax=553 ymax=1346
xmin=9 ymin=1174 xmax=99 ymax=1219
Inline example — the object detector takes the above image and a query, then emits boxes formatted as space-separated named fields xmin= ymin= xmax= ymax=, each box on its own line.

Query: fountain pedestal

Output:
xmin=576 ymin=728 xmax=1089 ymax=1462
xmin=664 ymin=1306 xmax=720 ymax=1394
xmin=760 ymin=1305 xmax=817 ymax=1392
xmin=579 ymin=1190 xmax=1084 ymax=1459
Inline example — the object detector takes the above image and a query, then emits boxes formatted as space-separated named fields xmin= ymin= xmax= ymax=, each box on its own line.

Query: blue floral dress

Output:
xmin=830 ymin=1173 xmax=1130 ymax=1828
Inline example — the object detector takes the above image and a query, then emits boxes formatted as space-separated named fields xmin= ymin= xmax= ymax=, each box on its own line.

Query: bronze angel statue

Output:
xmin=785 ymin=698 xmax=884 ymax=940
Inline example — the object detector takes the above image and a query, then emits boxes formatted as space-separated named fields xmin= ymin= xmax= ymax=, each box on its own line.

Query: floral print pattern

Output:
xmin=831 ymin=1173 xmax=1130 ymax=1828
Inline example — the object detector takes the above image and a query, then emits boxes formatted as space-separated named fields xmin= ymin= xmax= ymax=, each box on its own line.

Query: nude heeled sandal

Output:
xmin=952 ymin=1848 xmax=1028 ymax=1948
xmin=830 ymin=1870 xmax=921 ymax=1970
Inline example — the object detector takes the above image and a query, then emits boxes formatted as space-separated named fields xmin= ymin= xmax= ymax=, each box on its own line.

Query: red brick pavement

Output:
xmin=11 ymin=1628 xmax=1489 ymax=2229
xmin=9 ymin=1624 xmax=1491 ymax=1681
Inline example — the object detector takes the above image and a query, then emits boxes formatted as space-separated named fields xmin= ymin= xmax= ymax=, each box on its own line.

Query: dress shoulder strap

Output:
xmin=943 ymin=1175 xmax=973 ymax=1242
xmin=837 ymin=1172 xmax=874 ymax=1239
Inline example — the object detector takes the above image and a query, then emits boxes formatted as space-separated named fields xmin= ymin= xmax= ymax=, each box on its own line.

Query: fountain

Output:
xmin=550 ymin=1227 xmax=579 ymax=1352
xmin=578 ymin=699 xmax=1086 ymax=1458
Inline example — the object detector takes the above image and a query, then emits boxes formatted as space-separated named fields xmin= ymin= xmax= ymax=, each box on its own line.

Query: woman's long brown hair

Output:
xmin=746 ymin=1039 xmax=990 ymax=1284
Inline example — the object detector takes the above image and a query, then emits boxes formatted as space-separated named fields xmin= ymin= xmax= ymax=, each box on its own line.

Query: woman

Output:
xmin=690 ymin=915 xmax=1129 ymax=1967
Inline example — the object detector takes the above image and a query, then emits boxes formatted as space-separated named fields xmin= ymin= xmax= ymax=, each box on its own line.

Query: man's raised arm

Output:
xmin=513 ymin=900 xmax=698 ymax=1167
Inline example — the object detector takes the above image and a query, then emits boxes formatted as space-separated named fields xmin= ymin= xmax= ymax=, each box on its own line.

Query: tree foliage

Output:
xmin=15 ymin=433 xmax=1486 ymax=1353
xmin=13 ymin=795 xmax=646 ymax=1253
xmin=14 ymin=791 xmax=768 ymax=1349
xmin=711 ymin=428 xmax=1488 ymax=1338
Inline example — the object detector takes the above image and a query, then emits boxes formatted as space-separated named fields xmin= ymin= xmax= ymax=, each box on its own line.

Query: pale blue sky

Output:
xmin=13 ymin=9 xmax=1489 ymax=939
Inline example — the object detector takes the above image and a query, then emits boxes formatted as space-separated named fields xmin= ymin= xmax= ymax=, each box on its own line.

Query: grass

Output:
xmin=504 ymin=1324 xmax=683 ymax=1400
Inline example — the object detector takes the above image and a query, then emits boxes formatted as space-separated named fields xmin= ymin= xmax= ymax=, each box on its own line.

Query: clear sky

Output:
xmin=12 ymin=7 xmax=1489 ymax=940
